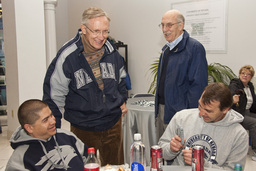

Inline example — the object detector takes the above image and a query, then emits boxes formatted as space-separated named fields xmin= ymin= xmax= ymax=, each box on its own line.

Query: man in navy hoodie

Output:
xmin=5 ymin=99 xmax=88 ymax=171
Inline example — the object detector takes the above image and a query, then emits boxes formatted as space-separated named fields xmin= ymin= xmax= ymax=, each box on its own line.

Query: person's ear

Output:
xmin=24 ymin=124 xmax=33 ymax=134
xmin=81 ymin=24 xmax=86 ymax=34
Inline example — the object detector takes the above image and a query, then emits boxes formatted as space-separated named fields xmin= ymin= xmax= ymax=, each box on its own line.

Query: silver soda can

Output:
xmin=150 ymin=145 xmax=163 ymax=171
xmin=192 ymin=146 xmax=204 ymax=171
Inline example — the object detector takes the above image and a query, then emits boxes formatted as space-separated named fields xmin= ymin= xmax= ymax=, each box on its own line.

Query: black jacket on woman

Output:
xmin=229 ymin=78 xmax=256 ymax=115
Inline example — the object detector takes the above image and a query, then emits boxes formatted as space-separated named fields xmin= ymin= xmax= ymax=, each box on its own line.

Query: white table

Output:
xmin=123 ymin=97 xmax=157 ymax=166
xmin=146 ymin=166 xmax=226 ymax=171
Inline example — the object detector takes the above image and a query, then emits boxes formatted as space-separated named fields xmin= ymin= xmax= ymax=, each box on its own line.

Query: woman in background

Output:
xmin=229 ymin=64 xmax=256 ymax=161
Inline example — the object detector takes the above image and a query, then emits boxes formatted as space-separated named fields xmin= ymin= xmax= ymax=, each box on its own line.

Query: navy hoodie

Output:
xmin=5 ymin=127 xmax=88 ymax=171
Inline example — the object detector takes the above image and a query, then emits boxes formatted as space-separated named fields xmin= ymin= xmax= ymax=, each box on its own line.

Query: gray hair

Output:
xmin=81 ymin=7 xmax=110 ymax=26
xmin=177 ymin=13 xmax=185 ymax=24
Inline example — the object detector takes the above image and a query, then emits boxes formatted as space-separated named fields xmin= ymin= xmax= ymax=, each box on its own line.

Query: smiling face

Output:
xmin=161 ymin=10 xmax=184 ymax=43
xmin=26 ymin=106 xmax=56 ymax=140
xmin=81 ymin=16 xmax=109 ymax=50
xmin=239 ymin=69 xmax=252 ymax=86
xmin=198 ymin=96 xmax=229 ymax=123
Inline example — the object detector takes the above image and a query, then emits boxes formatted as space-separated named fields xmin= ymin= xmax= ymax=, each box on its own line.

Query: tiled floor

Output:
xmin=0 ymin=126 xmax=13 ymax=171
xmin=0 ymin=120 xmax=256 ymax=170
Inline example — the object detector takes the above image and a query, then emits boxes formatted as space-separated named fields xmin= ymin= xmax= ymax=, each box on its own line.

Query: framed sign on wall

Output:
xmin=172 ymin=0 xmax=228 ymax=53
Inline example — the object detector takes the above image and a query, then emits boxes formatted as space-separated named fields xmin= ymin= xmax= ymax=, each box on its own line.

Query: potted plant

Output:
xmin=147 ymin=58 xmax=160 ymax=94
xmin=208 ymin=62 xmax=237 ymax=85
xmin=147 ymin=61 xmax=237 ymax=94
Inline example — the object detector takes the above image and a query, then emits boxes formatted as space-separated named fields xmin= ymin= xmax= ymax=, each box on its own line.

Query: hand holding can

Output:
xmin=182 ymin=147 xmax=192 ymax=165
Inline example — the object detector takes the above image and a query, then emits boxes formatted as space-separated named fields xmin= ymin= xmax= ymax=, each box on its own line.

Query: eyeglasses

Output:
xmin=158 ymin=22 xmax=181 ymax=29
xmin=241 ymin=72 xmax=252 ymax=76
xmin=84 ymin=25 xmax=110 ymax=36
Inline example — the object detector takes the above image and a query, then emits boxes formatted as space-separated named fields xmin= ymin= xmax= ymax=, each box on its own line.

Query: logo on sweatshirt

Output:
xmin=75 ymin=69 xmax=93 ymax=89
xmin=74 ymin=62 xmax=115 ymax=89
xmin=186 ymin=134 xmax=218 ymax=164
xmin=35 ymin=145 xmax=77 ymax=171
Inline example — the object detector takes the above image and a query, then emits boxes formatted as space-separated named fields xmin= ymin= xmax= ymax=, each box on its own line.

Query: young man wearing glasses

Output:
xmin=155 ymin=9 xmax=208 ymax=140
xmin=43 ymin=7 xmax=127 ymax=166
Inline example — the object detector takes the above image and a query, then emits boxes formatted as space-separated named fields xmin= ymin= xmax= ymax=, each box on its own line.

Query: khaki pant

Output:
xmin=71 ymin=117 xmax=124 ymax=166
xmin=156 ymin=104 xmax=168 ymax=141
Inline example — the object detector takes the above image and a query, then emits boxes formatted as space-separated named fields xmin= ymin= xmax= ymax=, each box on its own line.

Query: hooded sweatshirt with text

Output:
xmin=159 ymin=108 xmax=248 ymax=170
xmin=5 ymin=127 xmax=88 ymax=171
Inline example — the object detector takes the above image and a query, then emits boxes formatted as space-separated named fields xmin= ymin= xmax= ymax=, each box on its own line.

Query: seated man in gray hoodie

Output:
xmin=5 ymin=99 xmax=88 ymax=171
xmin=159 ymin=83 xmax=248 ymax=170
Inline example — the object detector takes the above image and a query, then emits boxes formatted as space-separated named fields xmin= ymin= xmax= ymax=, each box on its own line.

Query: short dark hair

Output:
xmin=202 ymin=83 xmax=233 ymax=111
xmin=18 ymin=99 xmax=48 ymax=130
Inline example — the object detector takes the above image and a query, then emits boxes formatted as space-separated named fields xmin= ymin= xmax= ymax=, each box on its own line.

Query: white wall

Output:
xmin=1 ymin=0 xmax=255 ymax=137
xmin=56 ymin=0 xmax=256 ymax=95
xmin=2 ymin=0 xmax=46 ymax=136
xmin=55 ymin=0 xmax=69 ymax=50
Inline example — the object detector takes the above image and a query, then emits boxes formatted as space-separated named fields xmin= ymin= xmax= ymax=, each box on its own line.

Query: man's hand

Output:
xmin=120 ymin=103 xmax=128 ymax=117
xmin=170 ymin=135 xmax=184 ymax=153
xmin=182 ymin=148 xmax=192 ymax=165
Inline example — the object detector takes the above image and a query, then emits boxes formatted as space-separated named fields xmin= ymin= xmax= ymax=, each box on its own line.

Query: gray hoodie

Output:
xmin=158 ymin=108 xmax=248 ymax=170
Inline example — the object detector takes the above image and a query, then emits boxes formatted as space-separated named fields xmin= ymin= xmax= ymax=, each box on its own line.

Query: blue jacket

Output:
xmin=155 ymin=30 xmax=208 ymax=124
xmin=6 ymin=127 xmax=88 ymax=171
xmin=43 ymin=30 xmax=127 ymax=131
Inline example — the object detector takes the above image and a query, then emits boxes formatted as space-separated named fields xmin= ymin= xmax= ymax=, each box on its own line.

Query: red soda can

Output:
xmin=192 ymin=146 xmax=204 ymax=171
xmin=150 ymin=145 xmax=163 ymax=171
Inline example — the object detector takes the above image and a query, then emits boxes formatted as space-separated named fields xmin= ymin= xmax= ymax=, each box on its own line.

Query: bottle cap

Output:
xmin=88 ymin=147 xmax=95 ymax=154
xmin=234 ymin=163 xmax=242 ymax=170
xmin=134 ymin=133 xmax=141 ymax=141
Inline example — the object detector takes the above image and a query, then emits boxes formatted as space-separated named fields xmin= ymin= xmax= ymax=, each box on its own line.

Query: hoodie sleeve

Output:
xmin=43 ymin=52 xmax=71 ymax=128
xmin=158 ymin=114 xmax=180 ymax=160
xmin=59 ymin=129 xmax=88 ymax=161
xmin=5 ymin=145 xmax=30 ymax=171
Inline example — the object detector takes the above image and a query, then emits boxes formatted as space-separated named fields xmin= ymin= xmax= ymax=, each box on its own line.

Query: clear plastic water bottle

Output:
xmin=234 ymin=163 xmax=242 ymax=171
xmin=130 ymin=133 xmax=146 ymax=171
xmin=84 ymin=147 xmax=100 ymax=171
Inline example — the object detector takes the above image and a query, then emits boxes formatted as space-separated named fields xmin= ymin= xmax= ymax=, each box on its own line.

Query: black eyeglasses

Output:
xmin=84 ymin=25 xmax=110 ymax=36
xmin=158 ymin=22 xmax=181 ymax=29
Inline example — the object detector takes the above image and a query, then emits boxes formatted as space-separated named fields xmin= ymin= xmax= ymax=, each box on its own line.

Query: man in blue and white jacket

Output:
xmin=43 ymin=7 xmax=127 ymax=166
xmin=5 ymin=99 xmax=88 ymax=171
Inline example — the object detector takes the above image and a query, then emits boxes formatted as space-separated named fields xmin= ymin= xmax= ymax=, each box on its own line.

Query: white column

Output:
xmin=2 ymin=0 xmax=47 ymax=138
xmin=44 ymin=0 xmax=58 ymax=67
